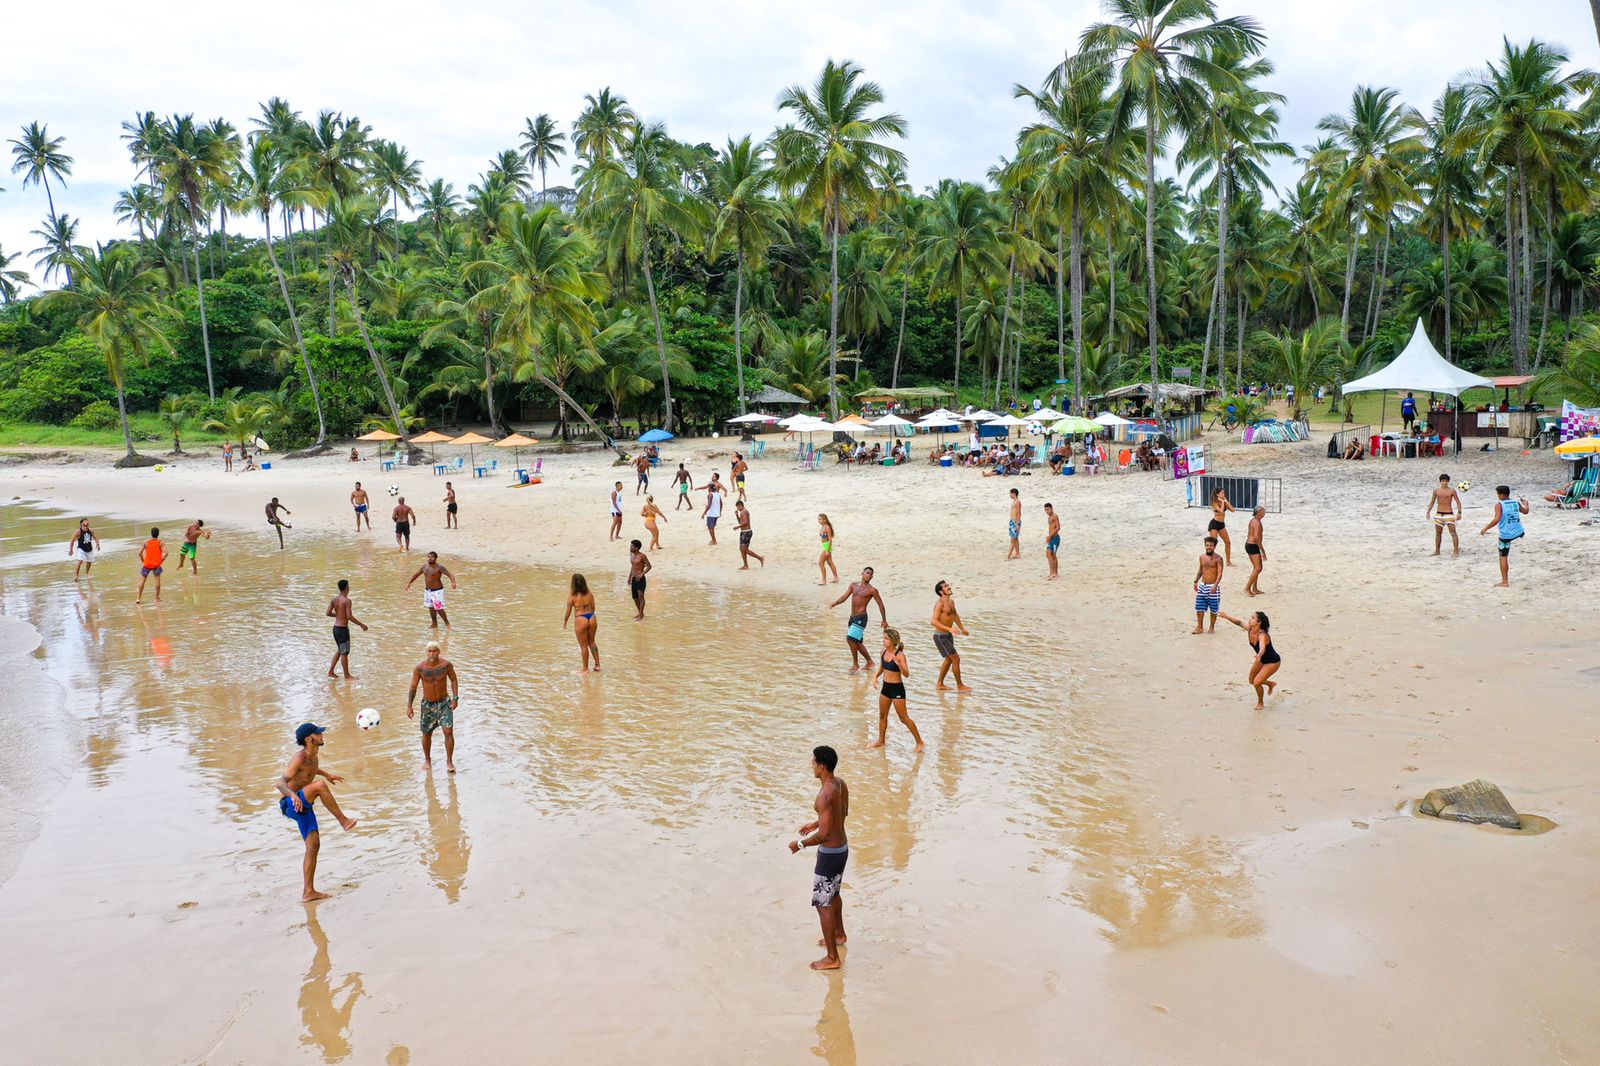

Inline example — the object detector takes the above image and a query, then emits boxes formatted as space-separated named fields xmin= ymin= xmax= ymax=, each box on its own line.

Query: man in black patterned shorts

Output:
xmin=931 ymin=580 xmax=971 ymax=691
xmin=407 ymin=641 xmax=460 ymax=773
xmin=789 ymin=744 xmax=850 ymax=970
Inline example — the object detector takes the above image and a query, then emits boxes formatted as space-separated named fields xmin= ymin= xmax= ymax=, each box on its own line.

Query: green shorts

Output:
xmin=419 ymin=697 xmax=454 ymax=735
xmin=180 ymin=542 xmax=197 ymax=558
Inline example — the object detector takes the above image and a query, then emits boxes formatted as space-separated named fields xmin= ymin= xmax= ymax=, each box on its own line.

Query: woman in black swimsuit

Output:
xmin=871 ymin=627 xmax=924 ymax=752
xmin=561 ymin=573 xmax=601 ymax=673
xmin=1209 ymin=488 xmax=1235 ymax=566
xmin=1218 ymin=610 xmax=1280 ymax=709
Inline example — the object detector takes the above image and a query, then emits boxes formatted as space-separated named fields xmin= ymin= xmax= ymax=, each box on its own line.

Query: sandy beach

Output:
xmin=1 ymin=433 xmax=1596 ymax=1063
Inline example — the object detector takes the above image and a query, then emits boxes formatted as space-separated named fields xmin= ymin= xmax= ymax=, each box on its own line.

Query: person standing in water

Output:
xmin=562 ymin=573 xmax=601 ymax=673
xmin=276 ymin=723 xmax=358 ymax=901
xmin=1480 ymin=485 xmax=1529 ymax=587
xmin=136 ymin=526 xmax=167 ymax=603
xmin=829 ymin=568 xmax=887 ymax=672
xmin=1244 ymin=506 xmax=1267 ymax=595
xmin=1217 ymin=610 xmax=1281 ymax=709
xmin=407 ymin=641 xmax=461 ymax=772
xmin=871 ymin=627 xmax=924 ymax=752
xmin=1006 ymin=487 xmax=1022 ymax=560
xmin=931 ymin=580 xmax=971 ymax=691
xmin=641 ymin=495 xmax=665 ymax=550
xmin=1208 ymin=489 xmax=1235 ymax=566
xmin=179 ymin=519 xmax=210 ymax=574
xmin=1043 ymin=502 xmax=1060 ymax=580
xmin=393 ymin=496 xmax=417 ymax=552
xmin=351 ymin=482 xmax=372 ymax=532
xmin=817 ymin=514 xmax=838 ymax=585
xmin=1427 ymin=474 xmax=1462 ymax=557
xmin=628 ymin=539 xmax=653 ymax=620
xmin=734 ymin=500 xmax=765 ymax=569
xmin=443 ymin=481 xmax=458 ymax=529
xmin=266 ymin=497 xmax=293 ymax=550
xmin=1193 ymin=535 xmax=1224 ymax=633
xmin=68 ymin=519 xmax=101 ymax=580
xmin=702 ymin=474 xmax=725 ymax=545
xmin=673 ymin=463 xmax=695 ymax=510
xmin=789 ymin=744 xmax=850 ymax=971
xmin=609 ymin=481 xmax=624 ymax=541
xmin=406 ymin=551 xmax=458 ymax=628
xmin=325 ymin=579 xmax=368 ymax=679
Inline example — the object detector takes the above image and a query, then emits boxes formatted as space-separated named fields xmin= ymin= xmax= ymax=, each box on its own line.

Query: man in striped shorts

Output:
xmin=1192 ymin=536 xmax=1224 ymax=634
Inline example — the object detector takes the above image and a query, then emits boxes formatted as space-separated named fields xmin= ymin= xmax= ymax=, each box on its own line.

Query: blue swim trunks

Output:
xmin=1047 ymin=534 xmax=1061 ymax=552
xmin=1194 ymin=582 xmax=1221 ymax=615
xmin=1008 ymin=519 xmax=1020 ymax=539
xmin=279 ymin=789 xmax=319 ymax=838
xmin=847 ymin=613 xmax=868 ymax=642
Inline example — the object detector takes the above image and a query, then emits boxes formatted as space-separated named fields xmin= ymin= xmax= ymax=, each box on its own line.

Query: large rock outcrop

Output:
xmin=1418 ymin=779 xmax=1522 ymax=830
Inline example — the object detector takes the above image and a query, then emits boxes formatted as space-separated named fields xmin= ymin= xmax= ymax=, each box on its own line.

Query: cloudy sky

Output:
xmin=1 ymin=0 xmax=1593 ymax=293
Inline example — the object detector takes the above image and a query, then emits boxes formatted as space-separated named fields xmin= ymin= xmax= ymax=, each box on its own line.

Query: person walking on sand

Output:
xmin=702 ymin=474 xmax=725 ymax=545
xmin=673 ymin=463 xmax=695 ymax=510
xmin=829 ymin=568 xmax=887 ymax=672
xmin=179 ymin=519 xmax=210 ymax=574
xmin=1243 ymin=507 xmax=1267 ymax=595
xmin=1427 ymin=474 xmax=1462 ymax=558
xmin=734 ymin=500 xmax=765 ymax=569
xmin=1401 ymin=391 xmax=1418 ymax=432
xmin=266 ymin=497 xmax=293 ymax=550
xmin=1217 ymin=610 xmax=1281 ymax=709
xmin=1208 ymin=489 xmax=1235 ymax=566
xmin=609 ymin=481 xmax=624 ymax=540
xmin=393 ymin=497 xmax=417 ymax=552
xmin=68 ymin=518 xmax=101 ymax=580
xmin=634 ymin=452 xmax=652 ymax=496
xmin=326 ymin=579 xmax=368 ymax=679
xmin=788 ymin=745 xmax=850 ymax=971
xmin=1193 ymin=536 xmax=1224 ymax=633
xmin=406 ymin=551 xmax=458 ymax=628
xmin=1006 ymin=488 xmax=1022 ymax=560
xmin=136 ymin=527 xmax=167 ymax=603
xmin=222 ymin=440 xmax=234 ymax=472
xmin=817 ymin=514 xmax=839 ymax=585
xmin=931 ymin=580 xmax=971 ymax=691
xmin=562 ymin=573 xmax=602 ymax=673
xmin=628 ymin=539 xmax=653 ymax=620
xmin=731 ymin=452 xmax=748 ymax=501
xmin=1480 ymin=485 xmax=1529 ymax=588
xmin=443 ymin=481 xmax=459 ymax=529
xmin=407 ymin=642 xmax=460 ymax=772
xmin=641 ymin=495 xmax=665 ymax=550
xmin=276 ymin=723 xmax=358 ymax=901
xmin=351 ymin=482 xmax=372 ymax=532
xmin=1044 ymin=502 xmax=1061 ymax=580
xmin=871 ymin=628 xmax=924 ymax=752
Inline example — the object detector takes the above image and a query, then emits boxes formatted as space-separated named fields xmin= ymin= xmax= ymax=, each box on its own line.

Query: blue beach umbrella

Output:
xmin=638 ymin=429 xmax=675 ymax=443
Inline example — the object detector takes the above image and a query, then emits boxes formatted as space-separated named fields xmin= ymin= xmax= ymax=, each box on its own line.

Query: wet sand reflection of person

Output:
xmin=299 ymin=910 xmax=364 ymax=1063
xmin=811 ymin=975 xmax=858 ymax=1066
xmin=423 ymin=774 xmax=471 ymax=904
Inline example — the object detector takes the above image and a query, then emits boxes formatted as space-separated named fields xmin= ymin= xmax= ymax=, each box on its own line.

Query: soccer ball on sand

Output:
xmin=387 ymin=484 xmax=400 ymax=497
xmin=1458 ymin=481 xmax=1471 ymax=493
xmin=356 ymin=707 xmax=381 ymax=730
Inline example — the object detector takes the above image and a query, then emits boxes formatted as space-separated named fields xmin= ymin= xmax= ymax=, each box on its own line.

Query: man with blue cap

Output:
xmin=275 ymin=722 xmax=358 ymax=901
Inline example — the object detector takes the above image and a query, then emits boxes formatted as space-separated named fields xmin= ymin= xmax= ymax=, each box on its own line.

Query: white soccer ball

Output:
xmin=387 ymin=484 xmax=400 ymax=496
xmin=1458 ymin=481 xmax=1471 ymax=493
xmin=356 ymin=707 xmax=381 ymax=730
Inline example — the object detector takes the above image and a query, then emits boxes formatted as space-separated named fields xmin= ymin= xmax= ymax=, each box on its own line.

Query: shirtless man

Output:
xmin=1192 ymin=535 xmax=1224 ymax=634
xmin=634 ymin=454 xmax=651 ymax=496
xmin=702 ymin=474 xmax=725 ymax=545
xmin=405 ymin=551 xmax=458 ymax=628
xmin=325 ymin=579 xmax=368 ymax=678
xmin=174 ymin=520 xmax=207 ymax=577
xmin=734 ymin=500 xmax=765 ymax=569
xmin=1244 ymin=506 xmax=1267 ymax=595
xmin=610 ymin=481 xmax=625 ymax=540
xmin=731 ymin=453 xmax=749 ymax=502
xmin=673 ymin=463 xmax=695 ymax=510
xmin=628 ymin=539 xmax=653 ymax=620
xmin=1006 ymin=487 xmax=1022 ymax=560
xmin=265 ymin=497 xmax=292 ymax=550
xmin=407 ymin=642 xmax=460 ymax=772
xmin=1044 ymin=502 xmax=1061 ymax=580
xmin=68 ymin=519 xmax=101 ymax=580
xmin=1427 ymin=473 xmax=1462 ymax=557
xmin=829 ymin=568 xmax=887 ymax=672
xmin=275 ymin=723 xmax=357 ymax=901
xmin=351 ymin=482 xmax=372 ymax=532
xmin=931 ymin=580 xmax=971 ymax=691
xmin=443 ymin=481 xmax=459 ymax=529
xmin=393 ymin=497 xmax=417 ymax=553
xmin=788 ymin=745 xmax=850 ymax=971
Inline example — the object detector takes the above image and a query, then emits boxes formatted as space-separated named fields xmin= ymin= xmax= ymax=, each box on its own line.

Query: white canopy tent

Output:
xmin=1341 ymin=320 xmax=1493 ymax=450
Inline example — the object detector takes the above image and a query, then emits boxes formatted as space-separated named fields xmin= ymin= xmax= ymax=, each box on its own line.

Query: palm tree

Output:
xmin=29 ymin=214 xmax=78 ymax=285
xmin=1254 ymin=318 xmax=1340 ymax=419
xmin=837 ymin=229 xmax=892 ymax=363
xmin=1416 ymin=86 xmax=1479 ymax=359
xmin=765 ymin=327 xmax=839 ymax=404
xmin=1534 ymin=322 xmax=1600 ymax=407
xmin=417 ymin=178 xmax=462 ymax=245
xmin=573 ymin=89 xmax=636 ymax=165
xmin=370 ymin=140 xmax=423 ymax=253
xmin=1083 ymin=0 xmax=1264 ymax=398
xmin=38 ymin=245 xmax=171 ymax=464
xmin=114 ymin=185 xmax=161 ymax=251
xmin=521 ymin=114 xmax=568 ymax=198
xmin=0 ymin=244 xmax=29 ymax=303
xmin=157 ymin=393 xmax=196 ymax=454
xmin=870 ymin=194 xmax=927 ymax=388
xmin=421 ymin=269 xmax=508 ymax=434
xmin=515 ymin=320 xmax=602 ymax=440
xmin=296 ymin=111 xmax=374 ymax=335
xmin=487 ymin=149 xmax=533 ymax=200
xmin=585 ymin=121 xmax=706 ymax=431
xmin=323 ymin=195 xmax=411 ymax=447
xmin=8 ymin=122 xmax=73 ymax=225
xmin=919 ymin=180 xmax=1005 ymax=396
xmin=205 ymin=399 xmax=273 ymax=451
xmin=773 ymin=59 xmax=908 ymax=417
xmin=709 ymin=136 xmax=788 ymax=410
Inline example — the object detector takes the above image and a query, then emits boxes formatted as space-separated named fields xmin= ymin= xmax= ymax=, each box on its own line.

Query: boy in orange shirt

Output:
xmin=136 ymin=527 xmax=168 ymax=604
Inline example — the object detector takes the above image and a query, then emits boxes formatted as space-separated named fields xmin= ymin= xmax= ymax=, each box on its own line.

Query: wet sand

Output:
xmin=1 ymin=437 xmax=1597 ymax=1063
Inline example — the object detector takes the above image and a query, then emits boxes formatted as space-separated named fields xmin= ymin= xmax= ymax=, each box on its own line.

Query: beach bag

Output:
xmin=1327 ymin=435 xmax=1338 ymax=458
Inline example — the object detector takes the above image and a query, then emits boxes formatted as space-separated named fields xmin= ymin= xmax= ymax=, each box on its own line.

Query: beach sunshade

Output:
xmin=1554 ymin=437 xmax=1600 ymax=456
xmin=964 ymin=409 xmax=1000 ymax=422
xmin=410 ymin=430 xmax=454 ymax=444
xmin=778 ymin=414 xmax=824 ymax=427
xmin=494 ymin=431 xmax=539 ymax=471
xmin=449 ymin=431 xmax=494 ymax=471
xmin=727 ymin=412 xmax=779 ymax=424
xmin=1341 ymin=319 xmax=1493 ymax=397
xmin=838 ymin=414 xmax=872 ymax=426
xmin=870 ymin=413 xmax=914 ymax=428
xmin=915 ymin=415 xmax=961 ymax=429
xmin=984 ymin=414 xmax=1031 ymax=428
xmin=638 ymin=429 xmax=675 ymax=443
xmin=1050 ymin=416 xmax=1103 ymax=434
xmin=1093 ymin=412 xmax=1133 ymax=426
xmin=1030 ymin=407 xmax=1066 ymax=421
xmin=357 ymin=429 xmax=400 ymax=441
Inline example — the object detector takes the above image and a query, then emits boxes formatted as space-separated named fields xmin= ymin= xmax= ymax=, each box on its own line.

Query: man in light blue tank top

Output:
xmin=1479 ymin=484 xmax=1529 ymax=587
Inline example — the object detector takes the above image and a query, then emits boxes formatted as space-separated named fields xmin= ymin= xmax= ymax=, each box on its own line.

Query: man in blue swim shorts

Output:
xmin=351 ymin=482 xmax=372 ymax=532
xmin=1192 ymin=535 xmax=1224 ymax=633
xmin=829 ymin=567 xmax=887 ymax=672
xmin=1044 ymin=502 xmax=1061 ymax=580
xmin=276 ymin=723 xmax=358 ymax=901
xmin=1007 ymin=487 xmax=1021 ymax=560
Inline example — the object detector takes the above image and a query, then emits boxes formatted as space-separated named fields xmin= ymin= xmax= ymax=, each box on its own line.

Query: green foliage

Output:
xmin=0 ymin=335 xmax=110 ymax=421
xmin=70 ymin=399 xmax=120 ymax=429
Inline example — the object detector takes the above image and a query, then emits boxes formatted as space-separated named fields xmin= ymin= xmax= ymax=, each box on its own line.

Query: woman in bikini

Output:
xmin=641 ymin=495 xmax=665 ymax=550
xmin=561 ymin=573 xmax=601 ymax=673
xmin=1208 ymin=488 xmax=1236 ymax=565
xmin=817 ymin=513 xmax=838 ymax=585
xmin=871 ymin=627 xmax=924 ymax=752
xmin=1217 ymin=610 xmax=1280 ymax=709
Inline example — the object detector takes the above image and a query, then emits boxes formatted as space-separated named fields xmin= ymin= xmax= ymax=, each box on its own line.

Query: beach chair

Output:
xmin=1555 ymin=468 xmax=1598 ymax=507
xmin=753 ymin=440 xmax=766 ymax=460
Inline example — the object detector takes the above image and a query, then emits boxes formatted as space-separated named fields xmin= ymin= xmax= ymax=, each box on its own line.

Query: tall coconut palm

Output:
xmin=1415 ymin=86 xmax=1479 ymax=359
xmin=370 ymin=140 xmax=423 ymax=254
xmin=487 ymin=149 xmax=533 ymax=200
xmin=296 ymin=111 xmax=373 ymax=335
xmin=574 ymin=89 xmax=636 ymax=165
xmin=919 ymin=180 xmax=1005 ymax=396
xmin=515 ymin=320 xmax=602 ymax=440
xmin=1083 ymin=0 xmax=1264 ymax=402
xmin=120 ymin=111 xmax=164 ymax=187
xmin=765 ymin=327 xmax=840 ymax=404
xmin=773 ymin=59 xmax=908 ymax=417
xmin=29 ymin=214 xmax=79 ymax=285
xmin=8 ymin=122 xmax=73 ymax=226
xmin=709 ymin=136 xmax=788 ymax=410
xmin=38 ymin=245 xmax=171 ymax=464
xmin=521 ymin=114 xmax=568 ymax=198
xmin=0 ymin=244 xmax=29 ymax=304
xmin=323 ymin=195 xmax=410 ymax=447
xmin=417 ymin=178 xmax=462 ymax=246
xmin=870 ymin=194 xmax=927 ymax=388
xmin=114 ymin=185 xmax=162 ymax=251
xmin=1254 ymin=318 xmax=1340 ymax=419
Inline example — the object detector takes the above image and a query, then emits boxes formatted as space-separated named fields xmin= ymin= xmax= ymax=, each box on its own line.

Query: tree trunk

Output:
xmin=1236 ymin=286 xmax=1246 ymax=389
xmin=342 ymin=271 xmax=411 ymax=447
xmin=1070 ymin=200 xmax=1085 ymax=413
xmin=1106 ymin=225 xmax=1117 ymax=351
xmin=640 ymin=238 xmax=675 ymax=432
xmin=1055 ymin=222 xmax=1066 ymax=383
xmin=1144 ymin=117 xmax=1159 ymax=398
xmin=115 ymin=379 xmax=137 ymax=458
xmin=891 ymin=267 xmax=909 ymax=389
xmin=1011 ymin=276 xmax=1025 ymax=399
xmin=192 ymin=242 xmax=216 ymax=401
xmin=953 ymin=277 xmax=964 ymax=397
xmin=1517 ymin=168 xmax=1533 ymax=374
xmin=1340 ymin=205 xmax=1361 ymax=338
xmin=329 ymin=265 xmax=338 ymax=341
xmin=1534 ymin=193 xmax=1556 ymax=373
xmin=283 ymin=205 xmax=298 ymax=274
xmin=1504 ymin=180 xmax=1519 ymax=372
xmin=734 ymin=250 xmax=747 ymax=412
xmin=1369 ymin=221 xmax=1392 ymax=340
xmin=263 ymin=214 xmax=327 ymax=445
xmin=827 ymin=219 xmax=841 ymax=418
xmin=997 ymin=244 xmax=1017 ymax=408
xmin=1591 ymin=0 xmax=1600 ymax=48
xmin=42 ymin=174 xmax=58 ymax=227
xmin=1204 ymin=168 xmax=1231 ymax=393
xmin=483 ymin=339 xmax=500 ymax=435
xmin=1441 ymin=218 xmax=1453 ymax=360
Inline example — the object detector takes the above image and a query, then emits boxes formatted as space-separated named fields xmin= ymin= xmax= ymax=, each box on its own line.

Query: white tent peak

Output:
xmin=1341 ymin=319 xmax=1493 ymax=398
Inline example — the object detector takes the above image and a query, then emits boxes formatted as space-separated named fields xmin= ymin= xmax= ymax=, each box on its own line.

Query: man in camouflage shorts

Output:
xmin=407 ymin=641 xmax=461 ymax=772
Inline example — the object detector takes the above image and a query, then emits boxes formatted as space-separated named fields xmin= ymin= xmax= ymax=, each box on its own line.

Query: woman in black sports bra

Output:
xmin=1209 ymin=488 xmax=1235 ymax=565
xmin=1218 ymin=610 xmax=1280 ymax=709
xmin=872 ymin=628 xmax=924 ymax=752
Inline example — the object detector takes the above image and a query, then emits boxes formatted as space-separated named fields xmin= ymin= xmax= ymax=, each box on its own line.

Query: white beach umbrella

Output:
xmin=1093 ymin=412 xmax=1133 ymax=426
xmin=984 ymin=414 xmax=1031 ymax=427
xmin=1031 ymin=407 xmax=1066 ymax=421
xmin=915 ymin=414 xmax=961 ymax=429
xmin=728 ymin=412 xmax=780 ymax=423
xmin=964 ymin=409 xmax=1000 ymax=422
xmin=870 ymin=413 xmax=914 ymax=428
xmin=778 ymin=413 xmax=824 ymax=427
